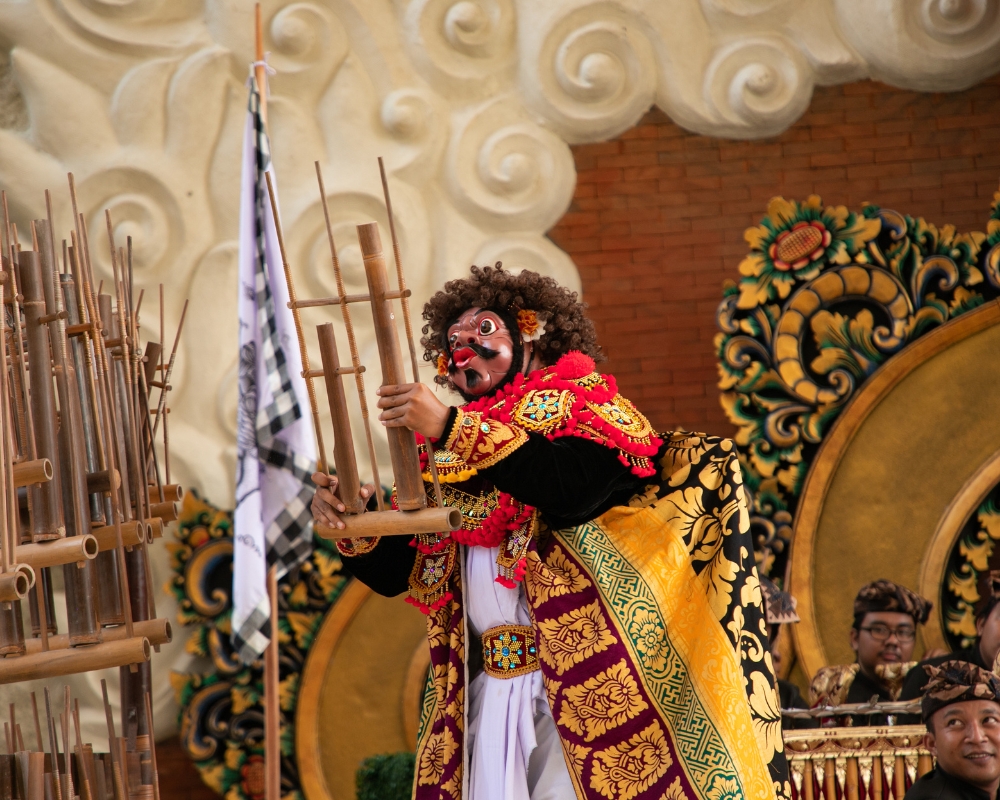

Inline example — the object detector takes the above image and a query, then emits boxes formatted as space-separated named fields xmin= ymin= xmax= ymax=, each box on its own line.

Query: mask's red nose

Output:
xmin=452 ymin=346 xmax=476 ymax=369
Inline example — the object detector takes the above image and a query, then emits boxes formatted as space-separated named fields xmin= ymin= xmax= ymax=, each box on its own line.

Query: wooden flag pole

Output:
xmin=264 ymin=565 xmax=280 ymax=800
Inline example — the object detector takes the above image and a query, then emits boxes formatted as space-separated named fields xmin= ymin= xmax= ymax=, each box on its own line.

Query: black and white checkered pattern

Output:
xmin=231 ymin=83 xmax=316 ymax=663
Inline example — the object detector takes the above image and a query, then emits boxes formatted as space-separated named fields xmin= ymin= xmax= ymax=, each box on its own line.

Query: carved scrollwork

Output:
xmin=472 ymin=234 xmax=581 ymax=291
xmin=717 ymin=192 xmax=1000 ymax=578
xmin=704 ymin=36 xmax=813 ymax=137
xmin=835 ymin=0 xmax=1000 ymax=89
xmin=402 ymin=0 xmax=516 ymax=89
xmin=519 ymin=3 xmax=656 ymax=143
xmin=446 ymin=99 xmax=575 ymax=230
xmin=43 ymin=0 xmax=203 ymax=54
xmin=267 ymin=2 xmax=348 ymax=86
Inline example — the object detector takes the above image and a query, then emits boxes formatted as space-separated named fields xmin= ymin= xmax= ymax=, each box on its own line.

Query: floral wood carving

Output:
xmin=717 ymin=192 xmax=1000 ymax=580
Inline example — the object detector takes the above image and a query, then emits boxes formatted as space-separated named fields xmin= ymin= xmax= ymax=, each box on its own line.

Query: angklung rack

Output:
xmin=271 ymin=158 xmax=460 ymax=540
xmin=0 ymin=175 xmax=185 ymax=800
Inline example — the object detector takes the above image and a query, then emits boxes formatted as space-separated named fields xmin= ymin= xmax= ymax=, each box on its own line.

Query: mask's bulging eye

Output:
xmin=479 ymin=318 xmax=497 ymax=336
xmin=448 ymin=332 xmax=459 ymax=346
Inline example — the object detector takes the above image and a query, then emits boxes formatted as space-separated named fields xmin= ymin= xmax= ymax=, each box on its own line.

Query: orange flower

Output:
xmin=517 ymin=309 xmax=539 ymax=339
xmin=436 ymin=352 xmax=449 ymax=376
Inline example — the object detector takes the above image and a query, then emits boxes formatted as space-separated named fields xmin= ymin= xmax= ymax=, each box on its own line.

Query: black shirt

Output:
xmin=339 ymin=425 xmax=646 ymax=597
xmin=778 ymin=679 xmax=818 ymax=729
xmin=839 ymin=668 xmax=898 ymax=727
xmin=905 ymin=766 xmax=996 ymax=800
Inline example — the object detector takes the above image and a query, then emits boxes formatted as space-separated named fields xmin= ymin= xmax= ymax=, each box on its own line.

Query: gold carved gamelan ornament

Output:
xmin=0 ymin=177 xmax=187 ymax=800
xmin=716 ymin=191 xmax=1000 ymax=683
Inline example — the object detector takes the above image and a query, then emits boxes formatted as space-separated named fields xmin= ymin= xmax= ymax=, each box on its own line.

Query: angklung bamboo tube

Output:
xmin=27 ymin=568 xmax=57 ymax=638
xmin=95 ymin=551 xmax=126 ymax=628
xmin=0 ymin=602 xmax=25 ymax=656
xmin=145 ymin=485 xmax=181 ymax=504
xmin=316 ymin=323 xmax=363 ymax=514
xmin=314 ymin=506 xmax=462 ymax=539
xmin=16 ymin=535 xmax=99 ymax=570
xmin=24 ymin=617 xmax=170 ymax=655
xmin=144 ymin=518 xmax=163 ymax=540
xmin=0 ymin=636 xmax=149 ymax=685
xmin=12 ymin=460 xmax=52 ymax=489
xmin=0 ymin=572 xmax=29 ymax=603
xmin=91 ymin=522 xmax=146 ymax=552
xmin=18 ymin=251 xmax=64 ymax=541
xmin=86 ymin=470 xmax=120 ymax=495
xmin=357 ymin=223 xmax=424 ymax=511
xmin=146 ymin=501 xmax=176 ymax=522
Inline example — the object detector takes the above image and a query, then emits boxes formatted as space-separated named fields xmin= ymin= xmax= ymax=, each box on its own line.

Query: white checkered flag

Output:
xmin=231 ymin=79 xmax=317 ymax=664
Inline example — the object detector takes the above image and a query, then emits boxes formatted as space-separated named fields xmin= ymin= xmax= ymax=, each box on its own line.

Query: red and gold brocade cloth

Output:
xmin=413 ymin=429 xmax=791 ymax=800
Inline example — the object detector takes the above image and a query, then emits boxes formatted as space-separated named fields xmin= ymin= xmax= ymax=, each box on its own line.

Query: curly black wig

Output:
xmin=421 ymin=264 xmax=602 ymax=386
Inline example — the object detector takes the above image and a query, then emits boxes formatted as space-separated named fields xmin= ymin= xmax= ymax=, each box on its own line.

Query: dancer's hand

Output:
xmin=310 ymin=472 xmax=376 ymax=530
xmin=376 ymin=382 xmax=451 ymax=439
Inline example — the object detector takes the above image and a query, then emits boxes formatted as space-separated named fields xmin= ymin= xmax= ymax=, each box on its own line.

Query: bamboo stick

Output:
xmin=150 ymin=301 xmax=186 ymax=442
xmin=72 ymin=700 xmax=93 ymax=800
xmin=143 ymin=694 xmax=159 ymax=800
xmin=263 ymin=171 xmax=328 ymax=476
xmin=264 ymin=566 xmax=279 ymax=800
xmin=99 ymin=681 xmax=126 ymax=800
xmin=254 ymin=3 xmax=268 ymax=129
xmin=43 ymin=689 xmax=62 ymax=800
xmin=315 ymin=164 xmax=384 ymax=510
xmin=30 ymin=695 xmax=43 ymax=753
xmin=90 ymin=522 xmax=146 ymax=551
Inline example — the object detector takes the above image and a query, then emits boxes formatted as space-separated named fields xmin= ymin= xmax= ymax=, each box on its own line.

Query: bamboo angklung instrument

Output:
xmin=267 ymin=171 xmax=460 ymax=539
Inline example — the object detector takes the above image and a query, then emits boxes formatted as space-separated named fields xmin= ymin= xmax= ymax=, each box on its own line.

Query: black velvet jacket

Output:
xmin=905 ymin=767 xmax=997 ymax=800
xmin=339 ymin=412 xmax=646 ymax=597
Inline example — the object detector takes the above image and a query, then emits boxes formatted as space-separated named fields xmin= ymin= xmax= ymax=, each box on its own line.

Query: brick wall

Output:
xmin=547 ymin=76 xmax=1000 ymax=437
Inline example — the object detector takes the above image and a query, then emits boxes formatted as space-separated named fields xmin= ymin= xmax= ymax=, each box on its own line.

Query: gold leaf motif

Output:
xmin=559 ymin=659 xmax=649 ymax=741
xmin=589 ymin=720 xmax=673 ymax=800
xmin=564 ymin=741 xmax=591 ymax=775
xmin=446 ymin=686 xmax=464 ymax=723
xmin=661 ymin=776 xmax=691 ymax=800
xmin=747 ymin=671 xmax=782 ymax=760
xmin=628 ymin=608 xmax=669 ymax=673
xmin=706 ymin=776 xmax=743 ymax=800
xmin=526 ymin=545 xmax=592 ymax=607
xmin=417 ymin=726 xmax=458 ymax=786
xmin=537 ymin=600 xmax=618 ymax=676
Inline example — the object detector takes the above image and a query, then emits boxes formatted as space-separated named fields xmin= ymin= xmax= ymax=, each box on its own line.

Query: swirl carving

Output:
xmin=79 ymin=167 xmax=182 ymax=280
xmin=521 ymin=3 xmax=656 ymax=142
xmin=835 ymin=0 xmax=1000 ymax=89
xmin=447 ymin=100 xmax=575 ymax=230
xmin=402 ymin=0 xmax=516 ymax=88
xmin=381 ymin=89 xmax=436 ymax=142
xmin=46 ymin=0 xmax=202 ymax=53
xmin=472 ymin=234 xmax=581 ymax=292
xmin=704 ymin=36 xmax=812 ymax=137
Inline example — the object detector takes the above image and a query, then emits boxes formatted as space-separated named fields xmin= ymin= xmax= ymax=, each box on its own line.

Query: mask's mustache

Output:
xmin=449 ymin=342 xmax=500 ymax=370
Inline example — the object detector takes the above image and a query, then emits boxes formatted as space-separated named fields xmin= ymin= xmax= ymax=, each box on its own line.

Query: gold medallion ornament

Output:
xmin=482 ymin=624 xmax=540 ymax=678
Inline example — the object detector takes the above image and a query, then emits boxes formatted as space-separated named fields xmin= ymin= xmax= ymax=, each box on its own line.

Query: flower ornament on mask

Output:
xmin=436 ymin=352 xmax=449 ymax=377
xmin=516 ymin=309 xmax=548 ymax=343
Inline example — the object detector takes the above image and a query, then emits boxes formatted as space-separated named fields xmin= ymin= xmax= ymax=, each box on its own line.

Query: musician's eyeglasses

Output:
xmin=859 ymin=624 xmax=916 ymax=642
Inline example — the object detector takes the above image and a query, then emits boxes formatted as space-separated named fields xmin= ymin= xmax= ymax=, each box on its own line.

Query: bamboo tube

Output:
xmin=0 ymin=573 xmax=29 ymax=603
xmin=17 ymin=536 xmax=98 ymax=571
xmin=72 ymin=700 xmax=94 ymax=800
xmin=845 ymin=756 xmax=859 ymax=800
xmin=90 ymin=523 xmax=145 ymax=552
xmin=357 ymin=223 xmax=424 ymax=510
xmin=30 ymin=694 xmax=43 ymax=752
xmin=144 ymin=519 xmax=162 ymax=541
xmin=0 ymin=637 xmax=149 ymax=685
xmin=85 ymin=471 xmax=120 ymax=495
xmin=143 ymin=694 xmax=159 ymax=800
xmin=893 ymin=755 xmax=905 ymax=799
xmin=315 ymin=163 xmax=384 ymax=511
xmin=316 ymin=324 xmax=362 ymax=513
xmin=314 ymin=506 xmax=461 ymax=539
xmin=25 ymin=618 xmax=170 ymax=655
xmin=871 ymin=754 xmax=883 ymax=800
xmin=94 ymin=551 xmax=126 ymax=628
xmin=28 ymin=569 xmax=57 ymax=639
xmin=145 ymin=503 xmax=176 ymax=523
xmin=26 ymin=752 xmax=43 ymax=800
xmin=916 ymin=753 xmax=932 ymax=779
xmin=43 ymin=688 xmax=62 ymax=800
xmin=377 ymin=158 xmax=445 ymax=511
xmin=264 ymin=566 xmax=279 ymax=800
xmin=19 ymin=251 xmax=64 ymax=540
xmin=0 ymin=602 xmax=24 ymax=656
xmin=12 ymin=461 xmax=52 ymax=489
xmin=145 ymin=486 xmax=180 ymax=505
xmin=254 ymin=3 xmax=267 ymax=129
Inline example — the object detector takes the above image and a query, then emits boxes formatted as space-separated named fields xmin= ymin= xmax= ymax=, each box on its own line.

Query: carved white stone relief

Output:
xmin=0 ymin=0 xmax=997 ymax=742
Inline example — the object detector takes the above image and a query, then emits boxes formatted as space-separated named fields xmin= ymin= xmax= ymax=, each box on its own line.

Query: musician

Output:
xmin=904 ymin=661 xmax=1000 ymax=800
xmin=311 ymin=265 xmax=789 ymax=800
xmin=810 ymin=579 xmax=931 ymax=725
xmin=760 ymin=575 xmax=815 ymax=729
xmin=901 ymin=571 xmax=1000 ymax=703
